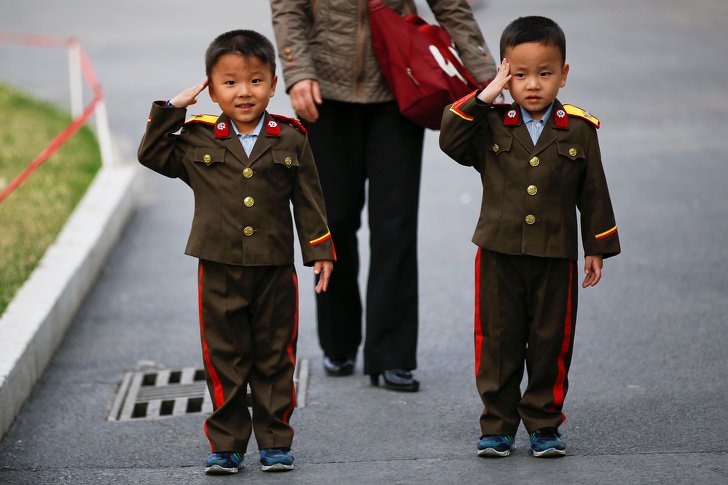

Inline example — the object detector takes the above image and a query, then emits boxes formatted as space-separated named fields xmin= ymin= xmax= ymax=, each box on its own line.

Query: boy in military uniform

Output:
xmin=138 ymin=30 xmax=335 ymax=474
xmin=440 ymin=16 xmax=620 ymax=457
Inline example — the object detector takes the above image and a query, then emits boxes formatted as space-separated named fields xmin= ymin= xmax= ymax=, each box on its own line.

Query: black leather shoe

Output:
xmin=323 ymin=355 xmax=355 ymax=376
xmin=370 ymin=369 xmax=419 ymax=392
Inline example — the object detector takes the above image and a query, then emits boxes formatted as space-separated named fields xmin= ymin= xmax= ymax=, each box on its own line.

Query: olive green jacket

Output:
xmin=270 ymin=0 xmax=497 ymax=103
xmin=440 ymin=94 xmax=621 ymax=260
xmin=138 ymin=102 xmax=335 ymax=266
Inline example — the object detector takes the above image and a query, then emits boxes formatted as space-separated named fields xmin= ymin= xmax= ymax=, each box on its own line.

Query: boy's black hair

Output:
xmin=205 ymin=29 xmax=276 ymax=77
xmin=500 ymin=16 xmax=566 ymax=64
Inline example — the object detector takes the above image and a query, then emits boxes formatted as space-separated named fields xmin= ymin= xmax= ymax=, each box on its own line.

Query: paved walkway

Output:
xmin=1 ymin=1 xmax=727 ymax=483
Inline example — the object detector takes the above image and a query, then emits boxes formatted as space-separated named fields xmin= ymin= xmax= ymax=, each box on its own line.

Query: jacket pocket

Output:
xmin=272 ymin=151 xmax=300 ymax=169
xmin=488 ymin=137 xmax=512 ymax=156
xmin=557 ymin=142 xmax=585 ymax=161
xmin=193 ymin=147 xmax=226 ymax=166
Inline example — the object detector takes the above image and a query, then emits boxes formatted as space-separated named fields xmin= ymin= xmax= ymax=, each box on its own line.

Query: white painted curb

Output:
xmin=0 ymin=162 xmax=138 ymax=440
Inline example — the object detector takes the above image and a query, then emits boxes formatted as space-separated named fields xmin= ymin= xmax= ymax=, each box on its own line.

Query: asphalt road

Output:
xmin=1 ymin=1 xmax=727 ymax=483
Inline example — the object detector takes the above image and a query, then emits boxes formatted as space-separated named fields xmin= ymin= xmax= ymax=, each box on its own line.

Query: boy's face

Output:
xmin=208 ymin=53 xmax=277 ymax=133
xmin=503 ymin=42 xmax=569 ymax=120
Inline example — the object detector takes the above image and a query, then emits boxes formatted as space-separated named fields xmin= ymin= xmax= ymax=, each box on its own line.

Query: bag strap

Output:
xmin=407 ymin=15 xmax=481 ymax=89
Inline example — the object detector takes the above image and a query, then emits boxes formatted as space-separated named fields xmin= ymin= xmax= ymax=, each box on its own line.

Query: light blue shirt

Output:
xmin=231 ymin=114 xmax=266 ymax=156
xmin=521 ymin=102 xmax=555 ymax=145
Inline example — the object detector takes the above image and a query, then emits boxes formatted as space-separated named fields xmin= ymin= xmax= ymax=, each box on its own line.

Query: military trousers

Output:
xmin=302 ymin=100 xmax=424 ymax=374
xmin=474 ymin=249 xmax=578 ymax=435
xmin=197 ymin=260 xmax=298 ymax=452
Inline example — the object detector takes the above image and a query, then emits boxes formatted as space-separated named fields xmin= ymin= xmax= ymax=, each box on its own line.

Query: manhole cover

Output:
xmin=109 ymin=359 xmax=309 ymax=421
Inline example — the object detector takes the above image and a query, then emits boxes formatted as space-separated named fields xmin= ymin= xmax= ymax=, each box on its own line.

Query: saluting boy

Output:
xmin=138 ymin=29 xmax=335 ymax=474
xmin=440 ymin=16 xmax=620 ymax=457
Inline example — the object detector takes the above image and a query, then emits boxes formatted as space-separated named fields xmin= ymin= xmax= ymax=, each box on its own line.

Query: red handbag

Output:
xmin=369 ymin=0 xmax=482 ymax=129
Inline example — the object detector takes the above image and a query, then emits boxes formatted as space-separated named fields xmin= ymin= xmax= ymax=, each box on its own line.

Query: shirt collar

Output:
xmin=230 ymin=112 xmax=266 ymax=137
xmin=520 ymin=102 xmax=555 ymax=125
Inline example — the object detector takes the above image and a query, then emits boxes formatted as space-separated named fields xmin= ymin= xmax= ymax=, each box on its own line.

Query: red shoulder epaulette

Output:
xmin=270 ymin=113 xmax=308 ymax=135
xmin=562 ymin=104 xmax=600 ymax=128
xmin=185 ymin=114 xmax=218 ymax=126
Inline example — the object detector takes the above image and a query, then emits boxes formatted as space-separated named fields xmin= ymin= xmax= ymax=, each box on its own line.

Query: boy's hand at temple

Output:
xmin=582 ymin=255 xmax=603 ymax=288
xmin=169 ymin=78 xmax=209 ymax=108
xmin=477 ymin=58 xmax=511 ymax=105
xmin=314 ymin=260 xmax=334 ymax=294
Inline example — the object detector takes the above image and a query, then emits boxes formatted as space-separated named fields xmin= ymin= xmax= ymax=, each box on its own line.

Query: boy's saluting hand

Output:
xmin=169 ymin=78 xmax=209 ymax=108
xmin=477 ymin=59 xmax=511 ymax=105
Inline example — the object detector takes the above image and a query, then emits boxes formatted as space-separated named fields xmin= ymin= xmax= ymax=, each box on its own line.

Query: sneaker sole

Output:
xmin=478 ymin=444 xmax=515 ymax=457
xmin=531 ymin=447 xmax=566 ymax=457
xmin=261 ymin=463 xmax=294 ymax=472
xmin=204 ymin=464 xmax=243 ymax=474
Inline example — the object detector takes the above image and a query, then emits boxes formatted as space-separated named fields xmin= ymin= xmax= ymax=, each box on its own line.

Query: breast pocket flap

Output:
xmin=193 ymin=148 xmax=226 ymax=166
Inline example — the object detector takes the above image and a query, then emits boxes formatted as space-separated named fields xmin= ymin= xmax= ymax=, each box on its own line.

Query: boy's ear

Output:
xmin=560 ymin=64 xmax=570 ymax=88
xmin=208 ymin=81 xmax=218 ymax=103
xmin=270 ymin=75 xmax=278 ymax=98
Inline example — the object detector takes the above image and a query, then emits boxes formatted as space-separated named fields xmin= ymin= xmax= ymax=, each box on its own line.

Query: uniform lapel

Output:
xmin=216 ymin=114 xmax=247 ymax=164
xmin=505 ymin=103 xmax=535 ymax=152
xmin=532 ymin=99 xmax=565 ymax=156
xmin=247 ymin=113 xmax=274 ymax=166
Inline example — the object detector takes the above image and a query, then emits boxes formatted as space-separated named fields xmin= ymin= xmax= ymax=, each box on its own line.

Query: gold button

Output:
xmin=243 ymin=196 xmax=254 ymax=207
xmin=492 ymin=144 xmax=500 ymax=153
xmin=243 ymin=168 xmax=253 ymax=178
xmin=525 ymin=215 xmax=536 ymax=225
xmin=568 ymin=147 xmax=577 ymax=157
xmin=529 ymin=156 xmax=540 ymax=167
xmin=284 ymin=156 xmax=293 ymax=166
xmin=203 ymin=154 xmax=212 ymax=163
xmin=527 ymin=185 xmax=538 ymax=196
xmin=243 ymin=226 xmax=254 ymax=237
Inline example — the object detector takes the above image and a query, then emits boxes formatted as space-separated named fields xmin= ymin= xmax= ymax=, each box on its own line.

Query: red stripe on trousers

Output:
xmin=474 ymin=248 xmax=483 ymax=376
xmin=282 ymin=271 xmax=299 ymax=425
xmin=197 ymin=264 xmax=225 ymax=419
xmin=552 ymin=260 xmax=574 ymax=418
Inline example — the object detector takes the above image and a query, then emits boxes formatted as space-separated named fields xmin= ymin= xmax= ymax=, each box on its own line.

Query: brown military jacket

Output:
xmin=138 ymin=101 xmax=335 ymax=266
xmin=439 ymin=93 xmax=621 ymax=260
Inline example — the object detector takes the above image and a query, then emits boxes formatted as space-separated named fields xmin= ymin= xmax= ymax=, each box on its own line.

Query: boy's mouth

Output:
xmin=236 ymin=103 xmax=255 ymax=110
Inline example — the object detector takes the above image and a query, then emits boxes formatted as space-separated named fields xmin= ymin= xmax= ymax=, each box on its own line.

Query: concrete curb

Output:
xmin=0 ymin=161 xmax=138 ymax=440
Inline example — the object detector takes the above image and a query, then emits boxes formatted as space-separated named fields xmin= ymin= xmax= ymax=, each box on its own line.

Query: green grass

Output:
xmin=0 ymin=82 xmax=101 ymax=316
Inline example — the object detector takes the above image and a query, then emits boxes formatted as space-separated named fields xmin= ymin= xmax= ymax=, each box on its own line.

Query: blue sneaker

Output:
xmin=477 ymin=434 xmax=515 ymax=457
xmin=260 ymin=448 xmax=294 ymax=472
xmin=204 ymin=451 xmax=244 ymax=474
xmin=529 ymin=428 xmax=566 ymax=457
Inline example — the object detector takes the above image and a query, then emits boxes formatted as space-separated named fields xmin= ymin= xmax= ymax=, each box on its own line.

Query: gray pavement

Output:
xmin=1 ymin=0 xmax=727 ymax=483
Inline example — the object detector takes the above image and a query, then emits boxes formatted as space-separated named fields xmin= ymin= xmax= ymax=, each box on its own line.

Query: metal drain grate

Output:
xmin=109 ymin=359 xmax=309 ymax=421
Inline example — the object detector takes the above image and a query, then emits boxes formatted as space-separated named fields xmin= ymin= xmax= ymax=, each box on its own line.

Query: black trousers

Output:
xmin=302 ymin=100 xmax=424 ymax=374
xmin=475 ymin=249 xmax=579 ymax=435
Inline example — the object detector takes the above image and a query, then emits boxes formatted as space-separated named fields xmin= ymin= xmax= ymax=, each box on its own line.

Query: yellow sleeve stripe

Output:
xmin=449 ymin=91 xmax=477 ymax=121
xmin=595 ymin=225 xmax=618 ymax=240
xmin=309 ymin=231 xmax=331 ymax=246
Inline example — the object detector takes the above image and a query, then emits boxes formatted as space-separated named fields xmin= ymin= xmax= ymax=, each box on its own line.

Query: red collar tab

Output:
xmin=215 ymin=121 xmax=230 ymax=139
xmin=553 ymin=108 xmax=569 ymax=129
xmin=265 ymin=119 xmax=280 ymax=137
xmin=503 ymin=108 xmax=520 ymax=126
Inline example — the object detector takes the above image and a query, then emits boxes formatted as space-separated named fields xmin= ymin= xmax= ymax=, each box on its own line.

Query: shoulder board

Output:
xmin=185 ymin=114 xmax=218 ymax=126
xmin=562 ymin=104 xmax=600 ymax=128
xmin=270 ymin=113 xmax=307 ymax=135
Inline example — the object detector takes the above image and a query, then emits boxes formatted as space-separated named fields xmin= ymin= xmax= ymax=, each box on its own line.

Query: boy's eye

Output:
xmin=513 ymin=73 xmax=526 ymax=78
xmin=540 ymin=72 xmax=552 ymax=77
xmin=251 ymin=79 xmax=262 ymax=85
